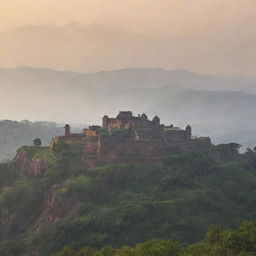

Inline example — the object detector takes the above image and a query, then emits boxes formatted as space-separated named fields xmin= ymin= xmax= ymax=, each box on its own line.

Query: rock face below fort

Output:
xmin=50 ymin=111 xmax=211 ymax=165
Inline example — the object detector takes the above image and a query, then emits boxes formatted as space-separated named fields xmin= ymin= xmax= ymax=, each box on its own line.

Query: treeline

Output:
xmin=52 ymin=221 xmax=256 ymax=256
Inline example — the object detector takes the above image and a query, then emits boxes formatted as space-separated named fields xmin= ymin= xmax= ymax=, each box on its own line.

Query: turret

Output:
xmin=152 ymin=115 xmax=160 ymax=126
xmin=141 ymin=113 xmax=148 ymax=120
xmin=117 ymin=111 xmax=133 ymax=120
xmin=102 ymin=115 xmax=109 ymax=128
xmin=65 ymin=124 xmax=71 ymax=137
xmin=185 ymin=125 xmax=192 ymax=140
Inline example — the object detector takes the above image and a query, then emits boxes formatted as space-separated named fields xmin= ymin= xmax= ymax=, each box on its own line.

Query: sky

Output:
xmin=0 ymin=0 xmax=256 ymax=75
xmin=1 ymin=0 xmax=255 ymax=35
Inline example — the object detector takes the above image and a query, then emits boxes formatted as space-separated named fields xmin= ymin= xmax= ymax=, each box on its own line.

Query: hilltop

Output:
xmin=0 ymin=120 xmax=66 ymax=162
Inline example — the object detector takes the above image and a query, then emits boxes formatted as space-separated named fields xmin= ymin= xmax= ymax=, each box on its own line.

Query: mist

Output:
xmin=0 ymin=0 xmax=256 ymax=150
xmin=0 ymin=0 xmax=256 ymax=75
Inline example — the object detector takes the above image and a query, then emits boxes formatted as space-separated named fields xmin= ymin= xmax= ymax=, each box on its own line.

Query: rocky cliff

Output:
xmin=11 ymin=145 xmax=64 ymax=178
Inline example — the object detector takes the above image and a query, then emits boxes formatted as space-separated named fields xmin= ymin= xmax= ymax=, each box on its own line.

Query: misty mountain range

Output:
xmin=1 ymin=66 xmax=256 ymax=159
xmin=1 ymin=66 xmax=256 ymax=121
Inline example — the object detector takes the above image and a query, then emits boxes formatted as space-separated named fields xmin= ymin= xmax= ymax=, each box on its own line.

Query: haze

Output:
xmin=1 ymin=0 xmax=256 ymax=75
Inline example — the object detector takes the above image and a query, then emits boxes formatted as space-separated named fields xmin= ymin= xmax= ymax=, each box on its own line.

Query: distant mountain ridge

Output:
xmin=1 ymin=66 xmax=256 ymax=91
xmin=1 ymin=23 xmax=256 ymax=76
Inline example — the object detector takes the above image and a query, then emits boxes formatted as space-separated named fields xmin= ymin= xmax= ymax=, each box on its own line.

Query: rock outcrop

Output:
xmin=13 ymin=147 xmax=50 ymax=177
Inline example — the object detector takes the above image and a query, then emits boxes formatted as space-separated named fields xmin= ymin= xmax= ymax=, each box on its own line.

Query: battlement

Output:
xmin=50 ymin=111 xmax=211 ymax=165
xmin=103 ymin=111 xmax=160 ymax=129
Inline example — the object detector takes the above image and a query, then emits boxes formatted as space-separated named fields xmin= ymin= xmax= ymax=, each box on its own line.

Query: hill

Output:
xmin=1 ymin=66 xmax=256 ymax=92
xmin=1 ymin=143 xmax=256 ymax=255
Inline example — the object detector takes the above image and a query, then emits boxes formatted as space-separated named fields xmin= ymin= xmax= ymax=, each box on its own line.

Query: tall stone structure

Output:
xmin=186 ymin=125 xmax=192 ymax=140
xmin=64 ymin=124 xmax=70 ymax=137
xmin=50 ymin=111 xmax=211 ymax=165
xmin=102 ymin=111 xmax=161 ymax=129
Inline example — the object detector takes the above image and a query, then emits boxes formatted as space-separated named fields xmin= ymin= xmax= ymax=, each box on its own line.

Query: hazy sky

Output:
xmin=1 ymin=0 xmax=256 ymax=35
xmin=1 ymin=0 xmax=256 ymax=75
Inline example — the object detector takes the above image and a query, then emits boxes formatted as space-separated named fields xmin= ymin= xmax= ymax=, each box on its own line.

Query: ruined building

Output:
xmin=50 ymin=111 xmax=211 ymax=165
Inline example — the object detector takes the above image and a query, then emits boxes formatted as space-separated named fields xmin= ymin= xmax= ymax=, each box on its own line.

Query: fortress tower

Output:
xmin=102 ymin=111 xmax=161 ymax=129
xmin=186 ymin=125 xmax=192 ymax=140
xmin=64 ymin=124 xmax=71 ymax=137
xmin=152 ymin=115 xmax=160 ymax=126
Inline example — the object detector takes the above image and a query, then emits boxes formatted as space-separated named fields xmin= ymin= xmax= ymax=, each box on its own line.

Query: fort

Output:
xmin=50 ymin=111 xmax=211 ymax=165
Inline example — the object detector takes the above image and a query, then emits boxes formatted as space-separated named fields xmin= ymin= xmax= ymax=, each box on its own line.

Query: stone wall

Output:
xmin=49 ymin=121 xmax=211 ymax=166
xmin=96 ymin=136 xmax=211 ymax=164
xmin=164 ymin=130 xmax=188 ymax=141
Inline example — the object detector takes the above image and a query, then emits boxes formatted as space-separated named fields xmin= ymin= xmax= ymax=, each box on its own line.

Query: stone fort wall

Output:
xmin=49 ymin=111 xmax=211 ymax=166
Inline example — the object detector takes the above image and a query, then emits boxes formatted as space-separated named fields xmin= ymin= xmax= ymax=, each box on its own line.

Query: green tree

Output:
xmin=51 ymin=247 xmax=77 ymax=256
xmin=33 ymin=138 xmax=42 ymax=147
xmin=135 ymin=240 xmax=181 ymax=256
xmin=52 ymin=140 xmax=68 ymax=154
xmin=205 ymin=225 xmax=223 ymax=244
xmin=93 ymin=246 xmax=115 ymax=256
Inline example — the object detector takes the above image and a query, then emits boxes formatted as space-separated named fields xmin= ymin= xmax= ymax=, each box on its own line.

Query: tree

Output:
xmin=206 ymin=225 xmax=223 ymax=244
xmin=52 ymin=140 xmax=68 ymax=154
xmin=51 ymin=247 xmax=77 ymax=256
xmin=135 ymin=240 xmax=181 ymax=256
xmin=33 ymin=138 xmax=42 ymax=147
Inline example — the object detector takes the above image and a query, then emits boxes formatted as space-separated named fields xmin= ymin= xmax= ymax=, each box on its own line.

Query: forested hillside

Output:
xmin=1 ymin=143 xmax=256 ymax=255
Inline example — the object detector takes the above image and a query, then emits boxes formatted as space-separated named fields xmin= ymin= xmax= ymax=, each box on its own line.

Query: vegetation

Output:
xmin=33 ymin=138 xmax=42 ymax=147
xmin=1 ymin=144 xmax=256 ymax=255
xmin=110 ymin=128 xmax=133 ymax=138
xmin=52 ymin=221 xmax=256 ymax=256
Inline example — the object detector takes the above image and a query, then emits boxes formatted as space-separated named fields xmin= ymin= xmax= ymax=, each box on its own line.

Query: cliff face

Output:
xmin=12 ymin=146 xmax=52 ymax=177
xmin=39 ymin=184 xmax=79 ymax=223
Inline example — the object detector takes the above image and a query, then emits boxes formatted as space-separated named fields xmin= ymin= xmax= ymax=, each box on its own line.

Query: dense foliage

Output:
xmin=1 ymin=143 xmax=256 ymax=256
xmin=52 ymin=221 xmax=256 ymax=256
